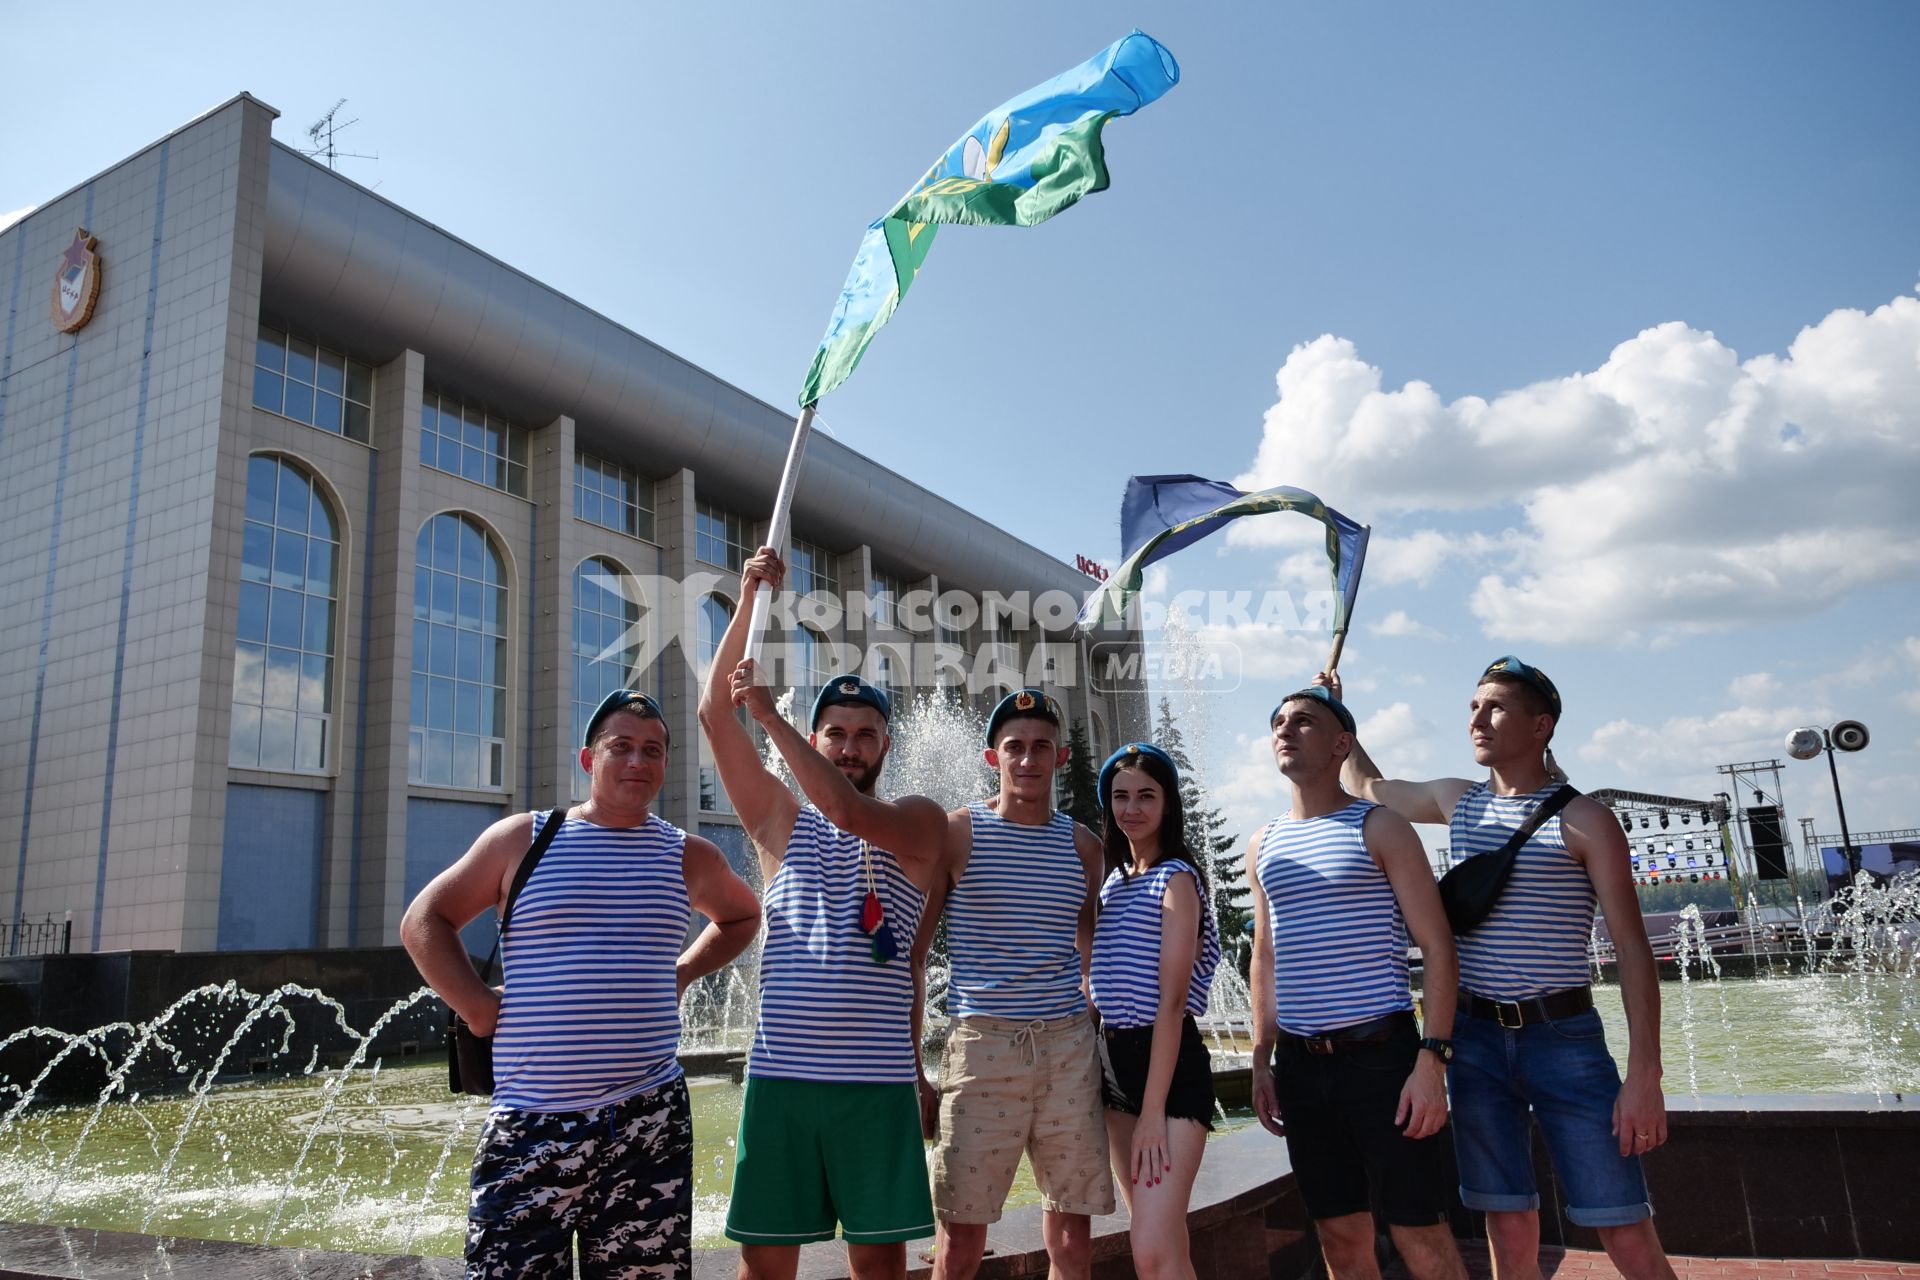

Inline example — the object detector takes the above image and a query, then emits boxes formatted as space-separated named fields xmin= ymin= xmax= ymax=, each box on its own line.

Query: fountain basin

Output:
xmin=5 ymin=1097 xmax=1918 ymax=1277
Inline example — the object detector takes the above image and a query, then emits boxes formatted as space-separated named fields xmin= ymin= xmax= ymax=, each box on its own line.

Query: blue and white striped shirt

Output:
xmin=492 ymin=811 xmax=689 ymax=1111
xmin=1256 ymin=800 xmax=1412 ymax=1036
xmin=749 ymin=806 xmax=927 ymax=1084
xmin=1090 ymin=859 xmax=1222 ymax=1030
xmin=946 ymin=802 xmax=1087 ymax=1021
xmin=1449 ymin=782 xmax=1595 ymax=999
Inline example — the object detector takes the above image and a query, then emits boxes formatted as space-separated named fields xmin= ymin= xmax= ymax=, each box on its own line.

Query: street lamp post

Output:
xmin=1786 ymin=721 xmax=1871 ymax=884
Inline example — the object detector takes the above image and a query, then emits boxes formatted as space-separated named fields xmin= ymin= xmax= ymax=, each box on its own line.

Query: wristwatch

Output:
xmin=1419 ymin=1037 xmax=1455 ymax=1063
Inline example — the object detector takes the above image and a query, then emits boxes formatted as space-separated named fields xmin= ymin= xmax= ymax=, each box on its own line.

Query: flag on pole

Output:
xmin=799 ymin=29 xmax=1180 ymax=407
xmin=1077 ymin=475 xmax=1372 ymax=632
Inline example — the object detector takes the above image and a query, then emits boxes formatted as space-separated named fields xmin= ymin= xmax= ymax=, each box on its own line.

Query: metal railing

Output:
xmin=5 ymin=913 xmax=73 ymax=957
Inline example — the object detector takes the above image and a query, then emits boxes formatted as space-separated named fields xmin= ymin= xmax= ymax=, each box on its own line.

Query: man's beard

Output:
xmin=840 ymin=756 xmax=884 ymax=795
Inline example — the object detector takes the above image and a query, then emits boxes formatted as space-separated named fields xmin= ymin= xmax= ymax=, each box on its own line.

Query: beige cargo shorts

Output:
xmin=931 ymin=1010 xmax=1115 ymax=1224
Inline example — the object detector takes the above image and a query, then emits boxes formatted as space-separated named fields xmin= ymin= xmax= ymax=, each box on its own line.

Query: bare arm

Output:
xmin=910 ymin=877 xmax=948 ymax=1137
xmin=1129 ymin=867 xmax=1202 ymax=1187
xmin=1244 ymin=826 xmax=1285 ymax=1137
xmin=677 ymin=835 xmax=762 ymax=996
xmin=398 ymin=812 xmax=533 ymax=1036
xmin=696 ymin=549 xmax=800 ymax=859
xmin=1566 ymin=796 xmax=1668 ymax=1154
xmin=1073 ymin=822 xmax=1104 ymax=1001
xmin=1314 ymin=670 xmax=1472 ymax=823
xmin=1366 ymin=806 xmax=1454 ymax=1140
xmin=740 ymin=667 xmax=946 ymax=888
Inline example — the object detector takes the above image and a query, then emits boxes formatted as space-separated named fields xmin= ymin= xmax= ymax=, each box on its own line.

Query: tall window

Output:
xmin=792 ymin=626 xmax=830 ymax=712
xmin=695 ymin=500 xmax=751 ymax=572
xmin=411 ymin=514 xmax=507 ymax=789
xmin=253 ymin=325 xmax=373 ymax=442
xmin=421 ymin=391 xmax=528 ymax=497
xmin=697 ymin=593 xmax=734 ymax=813
xmin=868 ymin=571 xmax=904 ymax=630
xmin=790 ymin=538 xmax=839 ymax=599
xmin=575 ymin=453 xmax=654 ymax=542
xmin=232 ymin=456 xmax=338 ymax=772
xmin=572 ymin=558 xmax=643 ymax=801
xmin=867 ymin=646 xmax=900 ymax=713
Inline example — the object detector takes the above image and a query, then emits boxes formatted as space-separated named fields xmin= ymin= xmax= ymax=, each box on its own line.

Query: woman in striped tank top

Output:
xmin=1089 ymin=742 xmax=1221 ymax=1280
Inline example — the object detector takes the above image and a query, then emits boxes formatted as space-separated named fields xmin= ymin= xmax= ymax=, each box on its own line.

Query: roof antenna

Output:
xmin=301 ymin=98 xmax=377 ymax=173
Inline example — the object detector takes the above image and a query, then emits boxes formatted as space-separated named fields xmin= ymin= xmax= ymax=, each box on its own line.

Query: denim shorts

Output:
xmin=1450 ymin=1005 xmax=1652 ymax=1228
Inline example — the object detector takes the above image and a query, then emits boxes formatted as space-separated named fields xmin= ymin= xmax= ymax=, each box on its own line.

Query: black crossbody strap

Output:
xmin=1498 ymin=784 xmax=1578 ymax=859
xmin=478 ymin=807 xmax=568 ymax=982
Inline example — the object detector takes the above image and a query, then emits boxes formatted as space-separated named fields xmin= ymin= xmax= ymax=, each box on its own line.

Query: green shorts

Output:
xmin=724 ymin=1076 xmax=935 ymax=1246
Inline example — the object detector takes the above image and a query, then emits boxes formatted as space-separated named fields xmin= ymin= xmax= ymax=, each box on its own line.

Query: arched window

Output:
xmin=793 ymin=626 xmax=828 ymax=713
xmin=411 ymin=513 xmax=507 ymax=789
xmin=572 ymin=557 xmax=643 ymax=801
xmin=232 ymin=456 xmax=339 ymax=772
xmin=866 ymin=645 xmax=901 ymax=716
xmin=696 ymin=593 xmax=732 ymax=677
xmin=696 ymin=593 xmax=734 ymax=813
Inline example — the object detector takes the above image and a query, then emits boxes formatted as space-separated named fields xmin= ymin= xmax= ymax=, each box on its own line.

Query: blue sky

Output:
xmin=5 ymin=2 xmax=1917 ymax=863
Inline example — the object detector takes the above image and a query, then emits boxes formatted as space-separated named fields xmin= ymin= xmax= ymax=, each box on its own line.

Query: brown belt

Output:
xmin=1277 ymin=1009 xmax=1414 ymax=1056
xmin=1461 ymin=985 xmax=1593 ymax=1029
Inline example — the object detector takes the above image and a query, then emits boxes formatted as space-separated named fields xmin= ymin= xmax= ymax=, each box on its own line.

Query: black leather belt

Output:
xmin=1461 ymin=985 xmax=1593 ymax=1029
xmin=1277 ymin=1009 xmax=1414 ymax=1056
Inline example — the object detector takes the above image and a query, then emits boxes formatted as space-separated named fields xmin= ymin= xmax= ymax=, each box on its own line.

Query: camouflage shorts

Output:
xmin=467 ymin=1075 xmax=693 ymax=1280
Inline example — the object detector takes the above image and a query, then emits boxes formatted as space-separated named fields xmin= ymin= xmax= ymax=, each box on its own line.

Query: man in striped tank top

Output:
xmin=1328 ymin=659 xmax=1676 ymax=1280
xmin=402 ymin=689 xmax=763 ymax=1280
xmin=1246 ymin=685 xmax=1468 ymax=1280
xmin=929 ymin=688 xmax=1113 ymax=1280
xmin=699 ymin=548 xmax=948 ymax=1280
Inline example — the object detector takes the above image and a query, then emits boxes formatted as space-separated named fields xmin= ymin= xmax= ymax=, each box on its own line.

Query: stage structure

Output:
xmin=1589 ymin=788 xmax=1733 ymax=889
xmin=1714 ymin=759 xmax=1807 ymax=905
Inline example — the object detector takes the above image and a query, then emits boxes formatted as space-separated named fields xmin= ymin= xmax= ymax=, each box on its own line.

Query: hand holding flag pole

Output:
xmin=747 ymin=31 xmax=1180 ymax=658
xmin=1077 ymin=475 xmax=1371 ymax=672
xmin=745 ymin=404 xmax=815 ymax=662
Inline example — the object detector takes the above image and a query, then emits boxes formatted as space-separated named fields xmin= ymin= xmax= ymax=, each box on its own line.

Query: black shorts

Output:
xmin=1101 ymin=1014 xmax=1216 ymax=1129
xmin=1271 ymin=1013 xmax=1451 ymax=1226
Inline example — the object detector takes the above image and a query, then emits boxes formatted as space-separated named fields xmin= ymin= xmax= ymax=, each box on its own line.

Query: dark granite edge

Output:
xmin=1665 ymin=1093 xmax=1920 ymax=1125
xmin=0 ymin=1221 xmax=459 ymax=1279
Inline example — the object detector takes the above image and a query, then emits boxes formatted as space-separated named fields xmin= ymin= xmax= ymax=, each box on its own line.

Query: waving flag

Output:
xmin=1078 ymin=475 xmax=1372 ymax=634
xmin=799 ymin=30 xmax=1180 ymax=407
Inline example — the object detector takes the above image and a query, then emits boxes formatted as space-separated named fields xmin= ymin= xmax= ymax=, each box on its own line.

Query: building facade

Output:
xmin=0 ymin=94 xmax=1143 ymax=956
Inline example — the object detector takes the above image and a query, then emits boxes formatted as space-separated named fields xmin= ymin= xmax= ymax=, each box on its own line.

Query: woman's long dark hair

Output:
xmin=1100 ymin=751 xmax=1210 ymax=899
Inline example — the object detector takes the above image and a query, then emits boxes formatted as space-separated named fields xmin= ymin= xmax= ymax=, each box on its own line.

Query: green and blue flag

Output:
xmin=1078 ymin=475 xmax=1373 ymax=632
xmin=800 ymin=30 xmax=1180 ymax=407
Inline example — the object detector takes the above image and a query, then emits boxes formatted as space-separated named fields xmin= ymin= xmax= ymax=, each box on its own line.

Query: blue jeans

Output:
xmin=1449 ymin=1006 xmax=1651 ymax=1228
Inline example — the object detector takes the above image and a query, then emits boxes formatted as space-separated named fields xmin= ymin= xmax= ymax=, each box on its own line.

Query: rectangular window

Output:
xmin=253 ymin=324 xmax=373 ymax=442
xmin=574 ymin=453 xmax=655 ymax=542
xmin=422 ymin=390 xmax=529 ymax=497
xmin=790 ymin=538 xmax=839 ymax=600
xmin=695 ymin=499 xmax=751 ymax=572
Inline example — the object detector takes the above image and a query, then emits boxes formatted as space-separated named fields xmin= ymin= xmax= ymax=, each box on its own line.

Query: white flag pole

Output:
xmin=746 ymin=404 xmax=817 ymax=662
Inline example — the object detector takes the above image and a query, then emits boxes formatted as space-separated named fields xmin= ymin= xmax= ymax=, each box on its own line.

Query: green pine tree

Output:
xmin=1060 ymin=718 xmax=1104 ymax=831
xmin=1152 ymin=698 xmax=1252 ymax=941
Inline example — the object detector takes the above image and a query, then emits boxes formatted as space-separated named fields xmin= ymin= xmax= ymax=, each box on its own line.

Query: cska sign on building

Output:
xmin=51 ymin=228 xmax=103 ymax=334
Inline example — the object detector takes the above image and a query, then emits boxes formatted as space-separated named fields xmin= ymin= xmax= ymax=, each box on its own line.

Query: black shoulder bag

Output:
xmin=448 ymin=807 xmax=567 ymax=1096
xmin=1437 ymin=784 xmax=1578 ymax=935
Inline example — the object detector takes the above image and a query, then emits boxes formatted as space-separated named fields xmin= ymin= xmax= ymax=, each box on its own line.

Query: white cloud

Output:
xmin=0 ymin=207 xmax=33 ymax=234
xmin=1575 ymin=695 xmax=1833 ymax=789
xmin=1726 ymin=671 xmax=1780 ymax=703
xmin=1367 ymin=609 xmax=1445 ymax=641
xmin=1232 ymin=296 xmax=1920 ymax=643
xmin=1357 ymin=701 xmax=1439 ymax=771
